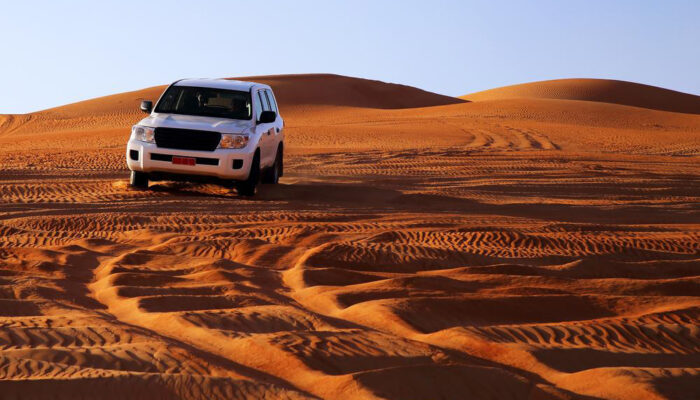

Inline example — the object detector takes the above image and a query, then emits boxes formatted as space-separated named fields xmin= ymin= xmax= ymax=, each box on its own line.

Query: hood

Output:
xmin=139 ymin=113 xmax=254 ymax=134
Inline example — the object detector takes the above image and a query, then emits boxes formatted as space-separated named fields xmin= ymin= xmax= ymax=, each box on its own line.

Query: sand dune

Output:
xmin=246 ymin=74 xmax=465 ymax=109
xmin=0 ymin=74 xmax=698 ymax=399
xmin=0 ymin=74 xmax=461 ymax=138
xmin=2 ymin=75 xmax=699 ymax=155
xmin=462 ymin=78 xmax=700 ymax=114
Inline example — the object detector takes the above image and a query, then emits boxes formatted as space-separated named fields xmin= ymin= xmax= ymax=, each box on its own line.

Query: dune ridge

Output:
xmin=462 ymin=78 xmax=700 ymax=114
xmin=239 ymin=73 xmax=465 ymax=109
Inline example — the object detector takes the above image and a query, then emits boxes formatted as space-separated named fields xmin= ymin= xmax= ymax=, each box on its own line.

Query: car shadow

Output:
xmin=132 ymin=179 xmax=697 ymax=226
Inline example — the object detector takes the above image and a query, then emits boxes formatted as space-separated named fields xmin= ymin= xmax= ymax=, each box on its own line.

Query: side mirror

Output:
xmin=258 ymin=110 xmax=276 ymax=124
xmin=140 ymin=100 xmax=153 ymax=114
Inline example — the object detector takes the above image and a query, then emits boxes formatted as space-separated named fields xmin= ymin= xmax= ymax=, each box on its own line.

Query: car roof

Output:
xmin=173 ymin=78 xmax=269 ymax=91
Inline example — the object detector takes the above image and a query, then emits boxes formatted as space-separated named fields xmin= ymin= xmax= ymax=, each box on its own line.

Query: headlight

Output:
xmin=219 ymin=134 xmax=249 ymax=149
xmin=131 ymin=125 xmax=155 ymax=143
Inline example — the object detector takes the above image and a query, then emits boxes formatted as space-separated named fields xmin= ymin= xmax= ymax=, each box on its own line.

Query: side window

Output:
xmin=253 ymin=90 xmax=263 ymax=120
xmin=264 ymin=90 xmax=278 ymax=113
xmin=258 ymin=91 xmax=271 ymax=111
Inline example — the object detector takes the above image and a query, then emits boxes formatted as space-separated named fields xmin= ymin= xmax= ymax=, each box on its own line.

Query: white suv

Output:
xmin=126 ymin=78 xmax=284 ymax=196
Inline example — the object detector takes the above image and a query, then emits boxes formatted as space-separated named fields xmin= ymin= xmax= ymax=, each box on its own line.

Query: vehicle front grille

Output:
xmin=154 ymin=128 xmax=221 ymax=152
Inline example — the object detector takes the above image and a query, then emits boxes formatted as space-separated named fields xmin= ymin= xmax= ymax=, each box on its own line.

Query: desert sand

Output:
xmin=0 ymin=74 xmax=698 ymax=399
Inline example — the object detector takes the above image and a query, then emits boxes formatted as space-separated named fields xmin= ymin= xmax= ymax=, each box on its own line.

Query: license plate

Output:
xmin=172 ymin=156 xmax=196 ymax=166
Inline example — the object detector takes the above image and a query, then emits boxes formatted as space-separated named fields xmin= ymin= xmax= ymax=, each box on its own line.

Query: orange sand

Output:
xmin=0 ymin=74 xmax=698 ymax=399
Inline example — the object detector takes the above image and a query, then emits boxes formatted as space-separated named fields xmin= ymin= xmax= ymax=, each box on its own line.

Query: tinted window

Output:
xmin=155 ymin=86 xmax=252 ymax=120
xmin=264 ymin=90 xmax=278 ymax=113
xmin=253 ymin=90 xmax=263 ymax=120
xmin=258 ymin=91 xmax=271 ymax=111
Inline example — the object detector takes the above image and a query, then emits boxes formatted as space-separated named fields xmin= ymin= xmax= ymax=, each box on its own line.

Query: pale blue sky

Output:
xmin=1 ymin=0 xmax=698 ymax=113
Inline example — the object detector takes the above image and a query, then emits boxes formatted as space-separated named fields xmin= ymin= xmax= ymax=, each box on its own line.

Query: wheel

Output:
xmin=236 ymin=151 xmax=260 ymax=196
xmin=262 ymin=147 xmax=283 ymax=184
xmin=277 ymin=146 xmax=284 ymax=177
xmin=129 ymin=171 xmax=149 ymax=189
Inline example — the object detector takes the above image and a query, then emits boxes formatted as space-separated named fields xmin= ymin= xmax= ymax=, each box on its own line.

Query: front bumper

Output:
xmin=126 ymin=140 xmax=254 ymax=180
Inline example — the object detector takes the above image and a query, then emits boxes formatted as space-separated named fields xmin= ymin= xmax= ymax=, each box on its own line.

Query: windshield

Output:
xmin=154 ymin=86 xmax=252 ymax=120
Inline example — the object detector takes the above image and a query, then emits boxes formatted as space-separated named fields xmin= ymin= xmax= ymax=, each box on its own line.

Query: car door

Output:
xmin=263 ymin=89 xmax=283 ymax=157
xmin=254 ymin=89 xmax=274 ymax=167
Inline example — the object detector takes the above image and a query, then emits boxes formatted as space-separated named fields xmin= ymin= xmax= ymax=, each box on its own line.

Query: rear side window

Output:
xmin=264 ymin=90 xmax=278 ymax=113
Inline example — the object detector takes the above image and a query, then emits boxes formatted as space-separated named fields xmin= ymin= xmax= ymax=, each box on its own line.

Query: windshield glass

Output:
xmin=154 ymin=86 xmax=252 ymax=120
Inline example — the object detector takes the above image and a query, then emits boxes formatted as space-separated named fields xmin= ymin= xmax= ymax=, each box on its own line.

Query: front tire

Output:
xmin=262 ymin=147 xmax=283 ymax=184
xmin=236 ymin=151 xmax=260 ymax=196
xmin=129 ymin=171 xmax=148 ymax=189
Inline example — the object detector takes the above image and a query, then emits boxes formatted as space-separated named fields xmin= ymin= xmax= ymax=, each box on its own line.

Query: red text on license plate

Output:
xmin=172 ymin=156 xmax=195 ymax=166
